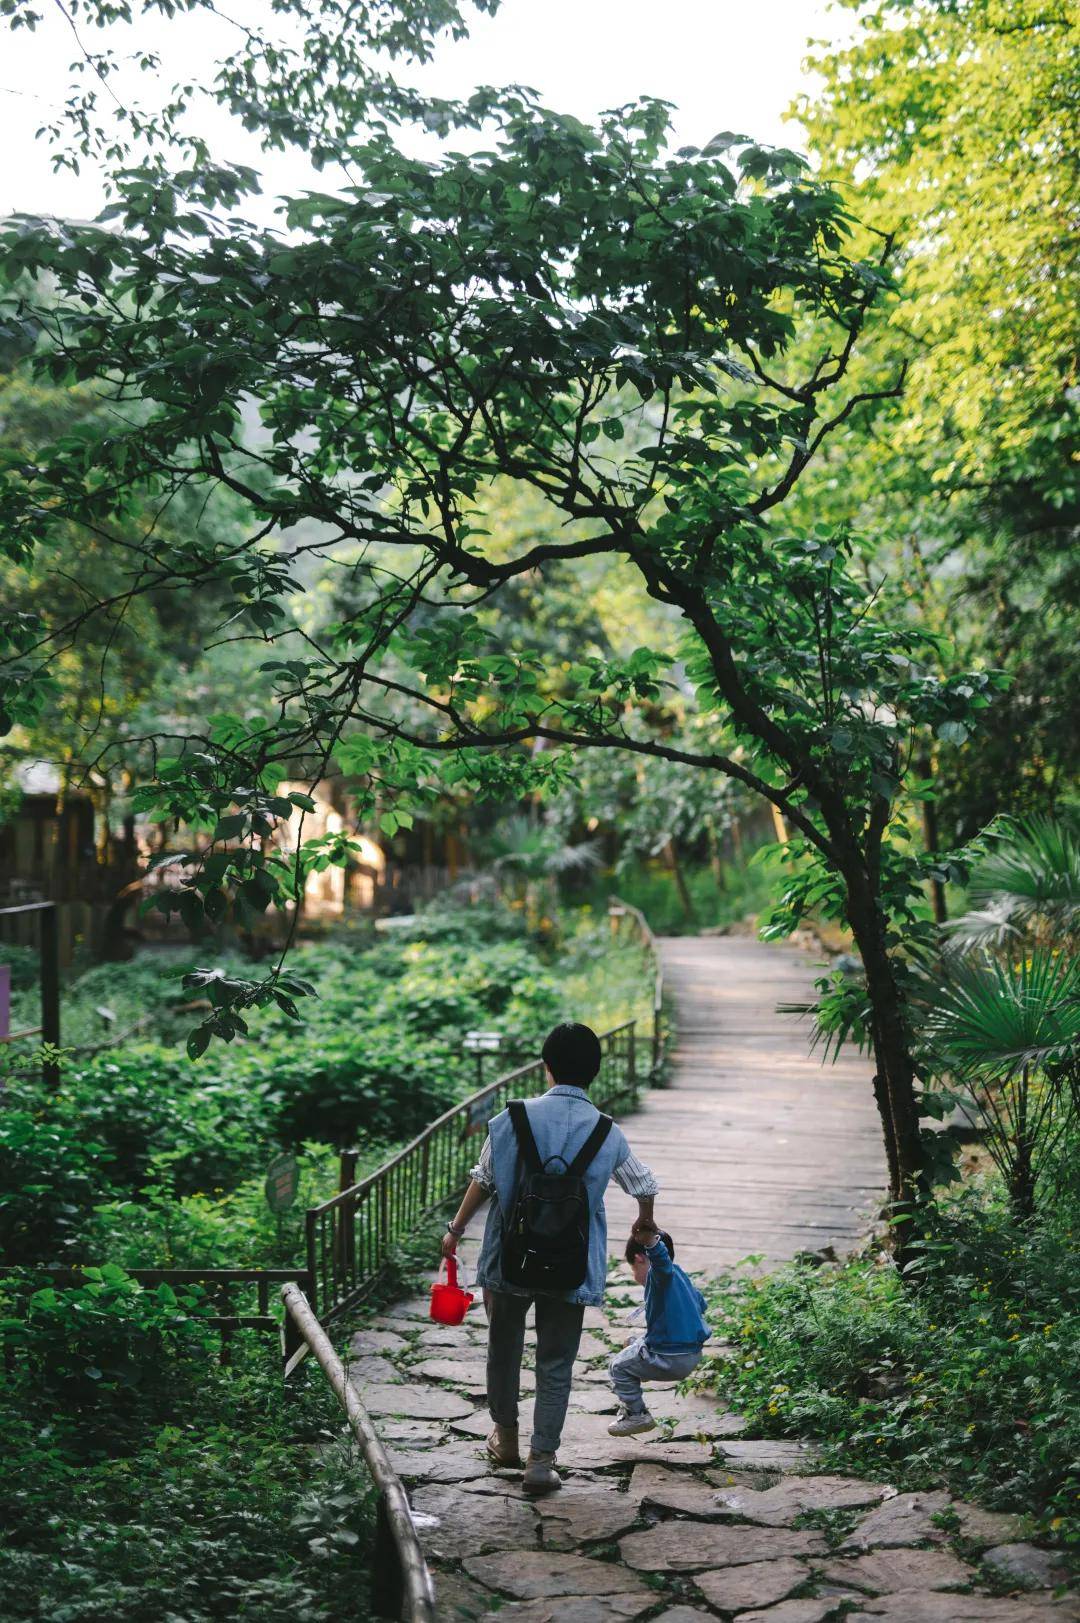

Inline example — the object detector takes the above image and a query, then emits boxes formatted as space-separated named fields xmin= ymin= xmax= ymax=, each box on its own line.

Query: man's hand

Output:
xmin=632 ymin=1217 xmax=659 ymax=1244
xmin=441 ymin=1229 xmax=460 ymax=1261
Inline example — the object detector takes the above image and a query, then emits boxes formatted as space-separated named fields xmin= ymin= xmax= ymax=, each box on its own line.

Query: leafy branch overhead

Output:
xmin=0 ymin=19 xmax=1008 ymax=1235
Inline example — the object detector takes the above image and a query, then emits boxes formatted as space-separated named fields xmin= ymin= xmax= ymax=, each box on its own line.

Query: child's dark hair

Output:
xmin=541 ymin=1022 xmax=602 ymax=1086
xmin=626 ymin=1229 xmax=675 ymax=1264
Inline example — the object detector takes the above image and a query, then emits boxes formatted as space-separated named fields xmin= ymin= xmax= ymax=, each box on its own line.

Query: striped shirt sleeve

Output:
xmin=468 ymin=1134 xmax=496 ymax=1192
xmin=612 ymin=1147 xmax=659 ymax=1198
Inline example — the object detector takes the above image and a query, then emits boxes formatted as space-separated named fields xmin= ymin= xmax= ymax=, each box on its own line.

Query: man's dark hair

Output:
xmin=542 ymin=1022 xmax=602 ymax=1086
xmin=626 ymin=1230 xmax=675 ymax=1264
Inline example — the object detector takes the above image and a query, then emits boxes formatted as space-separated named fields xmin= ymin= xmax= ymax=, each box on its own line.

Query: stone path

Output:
xmin=347 ymin=935 xmax=1076 ymax=1619
xmin=348 ymin=1294 xmax=1077 ymax=1621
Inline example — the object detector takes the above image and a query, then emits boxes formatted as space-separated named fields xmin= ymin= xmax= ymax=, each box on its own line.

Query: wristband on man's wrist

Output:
xmin=446 ymin=1220 xmax=464 ymax=1238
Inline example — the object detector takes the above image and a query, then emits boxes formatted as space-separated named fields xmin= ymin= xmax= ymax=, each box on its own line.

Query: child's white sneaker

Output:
xmin=608 ymin=1407 xmax=656 ymax=1436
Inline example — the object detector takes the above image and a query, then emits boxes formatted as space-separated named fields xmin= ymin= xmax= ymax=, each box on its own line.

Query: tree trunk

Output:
xmin=844 ymin=865 xmax=927 ymax=1267
xmin=663 ymin=837 xmax=695 ymax=925
xmin=917 ymin=754 xmax=948 ymax=925
xmin=706 ymin=817 xmax=725 ymax=892
xmin=769 ymin=804 xmax=789 ymax=844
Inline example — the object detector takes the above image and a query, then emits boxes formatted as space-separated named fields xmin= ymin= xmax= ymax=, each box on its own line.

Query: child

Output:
xmin=608 ymin=1220 xmax=711 ymax=1435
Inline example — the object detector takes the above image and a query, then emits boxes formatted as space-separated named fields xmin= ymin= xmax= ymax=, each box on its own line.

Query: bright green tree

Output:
xmin=797 ymin=0 xmax=1080 ymax=837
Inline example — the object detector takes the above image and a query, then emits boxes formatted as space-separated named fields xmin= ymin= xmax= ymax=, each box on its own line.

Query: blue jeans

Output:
xmin=609 ymin=1335 xmax=701 ymax=1412
xmin=486 ymin=1290 xmax=585 ymax=1453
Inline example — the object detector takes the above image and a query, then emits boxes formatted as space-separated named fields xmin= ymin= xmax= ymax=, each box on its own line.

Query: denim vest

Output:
xmin=475 ymin=1084 xmax=629 ymax=1306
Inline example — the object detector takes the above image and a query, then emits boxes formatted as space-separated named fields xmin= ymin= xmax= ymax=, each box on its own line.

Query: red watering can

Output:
xmin=430 ymin=1255 xmax=474 ymax=1325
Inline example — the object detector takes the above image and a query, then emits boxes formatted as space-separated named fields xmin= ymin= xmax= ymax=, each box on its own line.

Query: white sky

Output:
xmin=0 ymin=0 xmax=852 ymax=223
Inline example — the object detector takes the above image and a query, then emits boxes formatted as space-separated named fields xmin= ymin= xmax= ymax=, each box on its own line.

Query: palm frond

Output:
xmin=923 ymin=948 xmax=1080 ymax=1083
xmin=967 ymin=814 xmax=1080 ymax=936
xmin=943 ymin=901 xmax=1022 ymax=956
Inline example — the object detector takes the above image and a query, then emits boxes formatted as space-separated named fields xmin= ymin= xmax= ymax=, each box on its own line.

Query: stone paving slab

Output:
xmin=713 ymin=1473 xmax=888 ymax=1526
xmin=619 ymin=1522 xmax=828 ymax=1572
xmin=478 ymin=1597 xmax=654 ymax=1623
xmin=711 ymin=1439 xmax=823 ymax=1473
xmin=983 ymin=1542 xmax=1070 ymax=1589
xmin=818 ymin=1546 xmax=975 ymax=1594
xmin=841 ymin=1490 xmax=951 ymax=1551
xmin=388 ymin=1443 xmax=490 ymax=1482
xmin=629 ymin=1461 xmax=725 ymax=1518
xmin=410 ymin=1484 xmax=538 ymax=1560
xmin=738 ymin=1601 xmax=837 ymax=1623
xmin=464 ymin=1551 xmax=653 ymax=1602
xmin=360 ymin=1382 xmax=474 ymax=1420
xmin=693 ymin=1554 xmax=807 ymax=1611
xmin=859 ymin=1595 xmax=1080 ymax=1621
xmin=534 ymin=1481 xmax=645 ymax=1549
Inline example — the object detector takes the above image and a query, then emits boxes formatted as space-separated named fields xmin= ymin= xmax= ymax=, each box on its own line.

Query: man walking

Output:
xmin=441 ymin=1022 xmax=659 ymax=1494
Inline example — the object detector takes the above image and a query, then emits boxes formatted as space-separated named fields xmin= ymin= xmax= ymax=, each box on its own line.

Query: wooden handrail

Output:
xmin=281 ymin=1283 xmax=436 ymax=1623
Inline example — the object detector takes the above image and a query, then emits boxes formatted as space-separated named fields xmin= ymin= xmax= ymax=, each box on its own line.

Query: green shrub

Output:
xmin=0 ymin=941 xmax=40 ymax=991
xmin=698 ymin=1168 xmax=1080 ymax=1555
xmin=0 ymin=1265 xmax=216 ymax=1421
xmin=0 ymin=1343 xmax=377 ymax=1621
xmin=88 ymin=1143 xmax=343 ymax=1269
xmin=0 ymin=1107 xmax=115 ymax=1262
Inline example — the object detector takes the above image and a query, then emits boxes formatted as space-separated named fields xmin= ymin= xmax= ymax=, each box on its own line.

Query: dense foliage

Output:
xmin=698 ymin=1158 xmax=1080 ymax=1562
xmin=1 ymin=904 xmax=651 ymax=1266
xmin=799 ymin=0 xmax=1080 ymax=839
xmin=0 ymin=1306 xmax=378 ymax=1622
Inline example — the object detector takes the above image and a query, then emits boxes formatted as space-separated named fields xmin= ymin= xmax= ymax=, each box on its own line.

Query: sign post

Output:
xmin=463 ymin=1029 xmax=501 ymax=1094
xmin=265 ymin=1151 xmax=300 ymax=1258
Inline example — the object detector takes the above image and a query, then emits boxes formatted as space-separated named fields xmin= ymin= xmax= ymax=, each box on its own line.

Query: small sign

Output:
xmin=463 ymin=1030 xmax=501 ymax=1052
xmin=465 ymin=1094 xmax=497 ymax=1137
xmin=0 ymin=964 xmax=9 ymax=1041
xmin=264 ymin=1152 xmax=300 ymax=1213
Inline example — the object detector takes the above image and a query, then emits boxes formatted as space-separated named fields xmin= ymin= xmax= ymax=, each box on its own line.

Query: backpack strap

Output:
xmin=508 ymin=1099 xmax=543 ymax=1174
xmin=566 ymin=1112 xmax=613 ymax=1178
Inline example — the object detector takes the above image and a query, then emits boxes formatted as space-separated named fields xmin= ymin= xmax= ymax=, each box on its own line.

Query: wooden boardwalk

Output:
xmin=606 ymin=935 xmax=885 ymax=1276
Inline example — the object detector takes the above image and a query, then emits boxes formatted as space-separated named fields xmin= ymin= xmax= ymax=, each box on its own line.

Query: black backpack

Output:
xmin=501 ymin=1099 xmax=613 ymax=1290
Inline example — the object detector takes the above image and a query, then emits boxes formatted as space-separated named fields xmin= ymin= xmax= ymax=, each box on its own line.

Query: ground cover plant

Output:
xmin=697 ymin=1151 xmax=1080 ymax=1569
xmin=0 ymin=1301 xmax=378 ymax=1622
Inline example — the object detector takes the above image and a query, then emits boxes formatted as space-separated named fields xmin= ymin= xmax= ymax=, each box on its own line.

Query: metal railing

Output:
xmin=608 ymin=894 xmax=666 ymax=1075
xmin=282 ymin=1283 xmax=436 ymax=1622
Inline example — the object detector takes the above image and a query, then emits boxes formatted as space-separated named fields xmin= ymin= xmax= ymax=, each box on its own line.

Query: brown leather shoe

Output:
xmin=522 ymin=1450 xmax=562 ymax=1495
xmin=486 ymin=1424 xmax=522 ymax=1468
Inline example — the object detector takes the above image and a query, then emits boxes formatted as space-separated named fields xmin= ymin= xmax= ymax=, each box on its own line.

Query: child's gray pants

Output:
xmin=609 ymin=1335 xmax=701 ymax=1412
